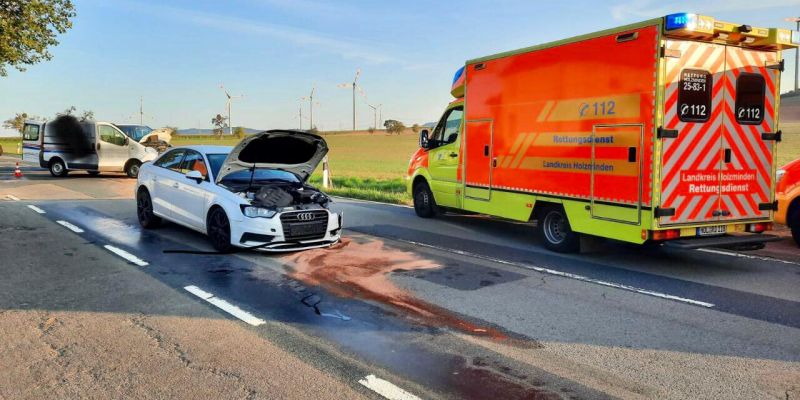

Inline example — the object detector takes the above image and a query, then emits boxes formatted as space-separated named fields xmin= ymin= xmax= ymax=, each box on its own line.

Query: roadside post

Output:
xmin=322 ymin=156 xmax=332 ymax=189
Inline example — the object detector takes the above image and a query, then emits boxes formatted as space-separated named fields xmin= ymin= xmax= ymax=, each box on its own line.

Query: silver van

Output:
xmin=22 ymin=116 xmax=158 ymax=178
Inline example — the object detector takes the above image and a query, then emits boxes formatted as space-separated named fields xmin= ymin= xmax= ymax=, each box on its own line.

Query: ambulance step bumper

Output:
xmin=662 ymin=234 xmax=782 ymax=250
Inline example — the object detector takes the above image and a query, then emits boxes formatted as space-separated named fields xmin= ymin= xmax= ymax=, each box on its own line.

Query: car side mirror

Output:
xmin=419 ymin=129 xmax=430 ymax=149
xmin=124 ymin=137 xmax=130 ymax=146
xmin=185 ymin=170 xmax=203 ymax=183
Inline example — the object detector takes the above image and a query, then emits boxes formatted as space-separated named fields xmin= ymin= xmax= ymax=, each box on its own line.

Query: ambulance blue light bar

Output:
xmin=665 ymin=13 xmax=697 ymax=31
xmin=452 ymin=66 xmax=465 ymax=86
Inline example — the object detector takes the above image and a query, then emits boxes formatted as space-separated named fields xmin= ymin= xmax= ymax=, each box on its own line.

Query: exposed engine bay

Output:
xmin=236 ymin=183 xmax=330 ymax=211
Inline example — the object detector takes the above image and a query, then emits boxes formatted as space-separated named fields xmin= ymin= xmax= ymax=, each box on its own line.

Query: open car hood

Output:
xmin=139 ymin=128 xmax=172 ymax=144
xmin=215 ymin=130 xmax=328 ymax=184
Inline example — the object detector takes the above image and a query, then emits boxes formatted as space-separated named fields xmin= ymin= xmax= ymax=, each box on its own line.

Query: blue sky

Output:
xmin=1 ymin=0 xmax=799 ymax=135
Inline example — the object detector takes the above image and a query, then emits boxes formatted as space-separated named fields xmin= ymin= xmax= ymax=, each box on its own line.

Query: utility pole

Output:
xmin=788 ymin=18 xmax=800 ymax=93
xmin=298 ymin=104 xmax=303 ymax=130
xmin=139 ymin=96 xmax=144 ymax=125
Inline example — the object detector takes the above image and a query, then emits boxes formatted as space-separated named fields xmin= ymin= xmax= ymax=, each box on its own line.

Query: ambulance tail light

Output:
xmin=651 ymin=229 xmax=681 ymax=241
xmin=746 ymin=222 xmax=772 ymax=233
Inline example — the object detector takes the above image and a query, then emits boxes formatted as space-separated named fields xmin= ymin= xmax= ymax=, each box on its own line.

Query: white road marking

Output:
xmin=358 ymin=374 xmax=422 ymax=400
xmin=56 ymin=220 xmax=84 ymax=233
xmin=4 ymin=194 xmax=19 ymax=201
xmin=397 ymin=238 xmax=715 ymax=308
xmin=334 ymin=196 xmax=413 ymax=209
xmin=104 ymin=245 xmax=149 ymax=267
xmin=697 ymin=248 xmax=800 ymax=266
xmin=27 ymin=205 xmax=45 ymax=214
xmin=183 ymin=285 xmax=266 ymax=326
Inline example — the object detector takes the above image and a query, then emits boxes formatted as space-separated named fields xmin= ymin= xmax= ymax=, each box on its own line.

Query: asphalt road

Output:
xmin=1 ymin=161 xmax=799 ymax=399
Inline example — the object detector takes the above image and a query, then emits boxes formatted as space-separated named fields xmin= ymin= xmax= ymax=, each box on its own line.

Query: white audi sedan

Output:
xmin=135 ymin=130 xmax=342 ymax=252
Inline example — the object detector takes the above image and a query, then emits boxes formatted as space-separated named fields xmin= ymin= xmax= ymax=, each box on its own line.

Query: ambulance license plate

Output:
xmin=697 ymin=225 xmax=726 ymax=236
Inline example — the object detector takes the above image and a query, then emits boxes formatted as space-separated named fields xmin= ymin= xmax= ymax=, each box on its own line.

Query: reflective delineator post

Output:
xmin=14 ymin=162 xmax=22 ymax=179
xmin=322 ymin=156 xmax=332 ymax=189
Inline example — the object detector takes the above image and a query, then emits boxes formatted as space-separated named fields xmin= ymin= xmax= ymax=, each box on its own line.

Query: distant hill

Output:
xmin=177 ymin=127 xmax=263 ymax=135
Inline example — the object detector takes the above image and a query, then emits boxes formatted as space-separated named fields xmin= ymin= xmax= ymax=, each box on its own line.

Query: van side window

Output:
xmin=155 ymin=149 xmax=186 ymax=171
xmin=22 ymin=124 xmax=40 ymax=141
xmin=99 ymin=125 xmax=127 ymax=146
xmin=677 ymin=69 xmax=712 ymax=123
xmin=179 ymin=150 xmax=208 ymax=179
xmin=431 ymin=107 xmax=464 ymax=147
xmin=735 ymin=73 xmax=765 ymax=125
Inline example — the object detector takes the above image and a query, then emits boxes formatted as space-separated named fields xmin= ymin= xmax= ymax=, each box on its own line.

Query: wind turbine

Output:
xmin=367 ymin=103 xmax=382 ymax=131
xmin=337 ymin=69 xmax=363 ymax=130
xmin=299 ymin=86 xmax=318 ymax=130
xmin=219 ymin=84 xmax=244 ymax=135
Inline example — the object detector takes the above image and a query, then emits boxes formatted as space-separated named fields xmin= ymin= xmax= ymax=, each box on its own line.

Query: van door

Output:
xmin=659 ymin=40 xmax=726 ymax=225
xmin=97 ymin=124 xmax=129 ymax=171
xmin=719 ymin=46 xmax=779 ymax=222
xmin=591 ymin=124 xmax=643 ymax=224
xmin=21 ymin=123 xmax=41 ymax=164
xmin=464 ymin=119 xmax=493 ymax=201
xmin=427 ymin=106 xmax=464 ymax=207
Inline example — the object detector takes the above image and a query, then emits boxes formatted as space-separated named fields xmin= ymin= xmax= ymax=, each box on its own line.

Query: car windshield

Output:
xmin=206 ymin=154 xmax=228 ymax=178
xmin=118 ymin=125 xmax=153 ymax=141
xmin=219 ymin=168 xmax=300 ymax=185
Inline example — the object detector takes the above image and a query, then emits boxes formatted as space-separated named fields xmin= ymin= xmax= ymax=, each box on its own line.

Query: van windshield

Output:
xmin=118 ymin=125 xmax=153 ymax=141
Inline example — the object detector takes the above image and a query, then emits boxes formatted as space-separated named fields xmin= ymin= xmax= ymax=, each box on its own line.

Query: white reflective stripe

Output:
xmin=358 ymin=375 xmax=422 ymax=400
xmin=27 ymin=205 xmax=45 ymax=214
xmin=183 ymin=285 xmax=265 ymax=326
xmin=104 ymin=245 xmax=149 ymax=267
xmin=56 ymin=220 xmax=84 ymax=233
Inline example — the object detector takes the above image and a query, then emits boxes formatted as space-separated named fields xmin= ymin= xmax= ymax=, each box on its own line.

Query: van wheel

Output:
xmin=207 ymin=207 xmax=233 ymax=253
xmin=538 ymin=206 xmax=580 ymax=253
xmin=790 ymin=207 xmax=800 ymax=247
xmin=136 ymin=188 xmax=161 ymax=229
xmin=413 ymin=181 xmax=437 ymax=218
xmin=125 ymin=161 xmax=141 ymax=178
xmin=49 ymin=159 xmax=68 ymax=177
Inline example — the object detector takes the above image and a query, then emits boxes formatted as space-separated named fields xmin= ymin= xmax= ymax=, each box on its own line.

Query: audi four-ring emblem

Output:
xmin=296 ymin=212 xmax=315 ymax=221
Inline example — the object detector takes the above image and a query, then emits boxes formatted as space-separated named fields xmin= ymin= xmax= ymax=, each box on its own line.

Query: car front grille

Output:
xmin=280 ymin=210 xmax=329 ymax=241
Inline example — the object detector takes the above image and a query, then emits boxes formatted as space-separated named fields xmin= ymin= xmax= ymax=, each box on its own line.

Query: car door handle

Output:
xmin=449 ymin=152 xmax=458 ymax=158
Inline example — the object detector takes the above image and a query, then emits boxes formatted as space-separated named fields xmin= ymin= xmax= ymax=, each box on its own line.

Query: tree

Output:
xmin=3 ymin=112 xmax=28 ymax=133
xmin=411 ymin=123 xmax=420 ymax=134
xmin=232 ymin=126 xmax=245 ymax=139
xmin=0 ymin=0 xmax=76 ymax=76
xmin=211 ymin=114 xmax=228 ymax=139
xmin=79 ymin=109 xmax=93 ymax=122
xmin=383 ymin=120 xmax=405 ymax=135
xmin=57 ymin=105 xmax=76 ymax=117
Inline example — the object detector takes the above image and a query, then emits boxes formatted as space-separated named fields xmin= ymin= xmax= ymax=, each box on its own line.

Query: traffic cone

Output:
xmin=14 ymin=162 xmax=22 ymax=179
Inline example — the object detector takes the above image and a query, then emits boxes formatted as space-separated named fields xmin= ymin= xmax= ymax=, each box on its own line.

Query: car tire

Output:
xmin=790 ymin=207 xmax=800 ymax=247
xmin=413 ymin=181 xmax=437 ymax=218
xmin=537 ymin=206 xmax=580 ymax=253
xmin=207 ymin=207 xmax=234 ymax=253
xmin=49 ymin=159 xmax=68 ymax=177
xmin=126 ymin=160 xmax=142 ymax=178
xmin=136 ymin=189 xmax=161 ymax=229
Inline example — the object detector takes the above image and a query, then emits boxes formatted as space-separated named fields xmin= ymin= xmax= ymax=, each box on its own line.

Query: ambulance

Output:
xmin=407 ymin=13 xmax=799 ymax=252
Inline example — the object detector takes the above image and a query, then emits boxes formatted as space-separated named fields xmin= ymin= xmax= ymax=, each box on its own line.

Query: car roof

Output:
xmin=172 ymin=145 xmax=233 ymax=154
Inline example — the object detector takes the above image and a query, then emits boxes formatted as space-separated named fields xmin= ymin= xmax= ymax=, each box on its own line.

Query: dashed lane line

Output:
xmin=358 ymin=374 xmax=423 ymax=400
xmin=104 ymin=245 xmax=149 ymax=267
xmin=395 ymin=238 xmax=715 ymax=308
xmin=27 ymin=204 xmax=45 ymax=214
xmin=56 ymin=220 xmax=85 ymax=233
xmin=4 ymin=194 xmax=19 ymax=201
xmin=184 ymin=285 xmax=266 ymax=326
xmin=697 ymin=248 xmax=800 ymax=267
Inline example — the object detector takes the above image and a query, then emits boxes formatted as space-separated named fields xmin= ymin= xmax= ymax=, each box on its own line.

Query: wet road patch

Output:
xmin=398 ymin=264 xmax=526 ymax=291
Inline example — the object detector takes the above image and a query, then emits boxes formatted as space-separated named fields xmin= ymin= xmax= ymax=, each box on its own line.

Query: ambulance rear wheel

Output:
xmin=49 ymin=158 xmax=68 ymax=177
xmin=538 ymin=206 xmax=580 ymax=253
xmin=413 ymin=181 xmax=437 ymax=218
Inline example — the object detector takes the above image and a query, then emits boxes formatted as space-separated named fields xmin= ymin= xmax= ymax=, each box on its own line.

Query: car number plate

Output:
xmin=697 ymin=225 xmax=726 ymax=236
xmin=289 ymin=222 xmax=326 ymax=236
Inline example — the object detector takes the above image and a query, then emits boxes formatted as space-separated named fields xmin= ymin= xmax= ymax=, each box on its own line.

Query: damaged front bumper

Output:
xmin=231 ymin=209 xmax=342 ymax=252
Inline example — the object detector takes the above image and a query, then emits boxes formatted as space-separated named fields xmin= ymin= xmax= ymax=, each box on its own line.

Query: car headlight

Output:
xmin=241 ymin=206 xmax=277 ymax=218
xmin=776 ymin=169 xmax=786 ymax=184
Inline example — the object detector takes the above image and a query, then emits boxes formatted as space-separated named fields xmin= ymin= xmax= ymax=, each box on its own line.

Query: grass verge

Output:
xmin=308 ymin=176 xmax=411 ymax=205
